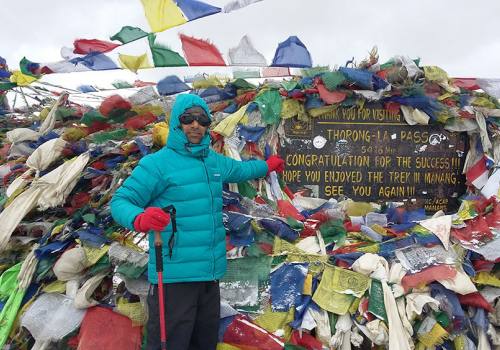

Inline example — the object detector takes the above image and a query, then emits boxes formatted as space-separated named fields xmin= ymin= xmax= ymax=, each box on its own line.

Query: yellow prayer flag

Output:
xmin=423 ymin=66 xmax=459 ymax=93
xmin=192 ymin=75 xmax=225 ymax=89
xmin=423 ymin=66 xmax=449 ymax=83
xmin=152 ymin=122 xmax=170 ymax=146
xmin=453 ymin=334 xmax=467 ymax=350
xmin=118 ymin=53 xmax=152 ymax=73
xmin=474 ymin=272 xmax=500 ymax=288
xmin=216 ymin=344 xmax=241 ymax=350
xmin=303 ymin=273 xmax=313 ymax=295
xmin=472 ymin=96 xmax=497 ymax=109
xmin=82 ymin=244 xmax=110 ymax=265
xmin=254 ymin=307 xmax=295 ymax=341
xmin=140 ymin=0 xmax=187 ymax=33
xmin=10 ymin=70 xmax=38 ymax=86
xmin=418 ymin=322 xmax=448 ymax=347
xmin=437 ymin=92 xmax=454 ymax=101
xmin=213 ymin=104 xmax=248 ymax=137
xmin=272 ymin=236 xmax=302 ymax=256
xmin=280 ymin=98 xmax=307 ymax=120
xmin=115 ymin=297 xmax=147 ymax=326
xmin=313 ymin=264 xmax=370 ymax=315
xmin=42 ymin=280 xmax=67 ymax=293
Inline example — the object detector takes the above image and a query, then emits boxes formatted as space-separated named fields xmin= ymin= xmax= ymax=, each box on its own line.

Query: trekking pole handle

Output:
xmin=153 ymin=206 xmax=177 ymax=270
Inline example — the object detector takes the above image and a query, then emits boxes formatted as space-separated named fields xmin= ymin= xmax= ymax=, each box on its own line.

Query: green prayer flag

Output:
xmin=112 ymin=80 xmax=134 ymax=89
xmin=148 ymin=34 xmax=187 ymax=67
xmin=232 ymin=78 xmax=256 ymax=90
xmin=88 ymin=255 xmax=111 ymax=275
xmin=82 ymin=213 xmax=96 ymax=224
xmin=19 ymin=57 xmax=40 ymax=78
xmin=379 ymin=59 xmax=395 ymax=70
xmin=434 ymin=311 xmax=451 ymax=329
xmin=222 ymin=256 xmax=272 ymax=282
xmin=286 ymin=217 xmax=304 ymax=230
xmin=92 ymin=128 xmax=128 ymax=144
xmin=110 ymin=26 xmax=148 ymax=44
xmin=319 ymin=219 xmax=346 ymax=245
xmin=301 ymin=66 xmax=330 ymax=77
xmin=321 ymin=71 xmax=345 ymax=91
xmin=233 ymin=70 xmax=260 ymax=79
xmin=368 ymin=280 xmax=387 ymax=321
xmin=0 ymin=82 xmax=16 ymax=92
xmin=55 ymin=106 xmax=77 ymax=120
xmin=281 ymin=80 xmax=298 ymax=91
xmin=80 ymin=110 xmax=107 ymax=126
xmin=254 ymin=90 xmax=282 ymax=125
xmin=237 ymin=181 xmax=257 ymax=199
xmin=116 ymin=262 xmax=147 ymax=279
xmin=0 ymin=263 xmax=27 ymax=348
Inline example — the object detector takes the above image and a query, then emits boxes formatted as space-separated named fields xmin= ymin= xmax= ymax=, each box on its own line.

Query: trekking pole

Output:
xmin=154 ymin=206 xmax=176 ymax=350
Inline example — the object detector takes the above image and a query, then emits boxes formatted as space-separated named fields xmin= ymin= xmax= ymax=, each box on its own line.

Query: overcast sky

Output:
xmin=2 ymin=0 xmax=500 ymax=89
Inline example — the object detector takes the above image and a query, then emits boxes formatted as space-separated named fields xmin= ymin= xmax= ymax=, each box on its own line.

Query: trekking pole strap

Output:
xmin=163 ymin=205 xmax=177 ymax=259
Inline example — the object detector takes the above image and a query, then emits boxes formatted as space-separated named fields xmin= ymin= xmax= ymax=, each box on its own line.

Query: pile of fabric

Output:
xmin=0 ymin=51 xmax=499 ymax=350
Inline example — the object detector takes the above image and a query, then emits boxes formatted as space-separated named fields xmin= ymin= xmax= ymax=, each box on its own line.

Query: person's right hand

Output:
xmin=133 ymin=207 xmax=171 ymax=232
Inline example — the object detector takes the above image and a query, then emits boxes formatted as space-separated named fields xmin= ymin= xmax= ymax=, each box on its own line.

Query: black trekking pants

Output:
xmin=146 ymin=280 xmax=220 ymax=350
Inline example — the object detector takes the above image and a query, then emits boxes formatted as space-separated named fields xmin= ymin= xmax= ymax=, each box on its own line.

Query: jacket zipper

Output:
xmin=202 ymin=158 xmax=216 ymax=279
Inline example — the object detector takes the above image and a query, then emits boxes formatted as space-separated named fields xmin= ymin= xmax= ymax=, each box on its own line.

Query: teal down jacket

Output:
xmin=110 ymin=94 xmax=268 ymax=284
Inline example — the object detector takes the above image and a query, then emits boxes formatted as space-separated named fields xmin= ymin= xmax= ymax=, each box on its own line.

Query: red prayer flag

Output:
xmin=317 ymin=84 xmax=346 ymax=104
xmin=134 ymin=79 xmax=156 ymax=87
xmin=180 ymin=34 xmax=226 ymax=66
xmin=401 ymin=265 xmax=457 ymax=292
xmin=466 ymin=155 xmax=489 ymax=189
xmin=452 ymin=78 xmax=480 ymax=90
xmin=73 ymin=39 xmax=121 ymax=54
xmin=458 ymin=292 xmax=494 ymax=312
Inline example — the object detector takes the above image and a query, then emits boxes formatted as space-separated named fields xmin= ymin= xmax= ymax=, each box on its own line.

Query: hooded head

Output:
xmin=167 ymin=94 xmax=212 ymax=158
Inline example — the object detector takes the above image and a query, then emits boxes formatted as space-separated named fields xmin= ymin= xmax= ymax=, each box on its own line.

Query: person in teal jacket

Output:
xmin=111 ymin=94 xmax=284 ymax=350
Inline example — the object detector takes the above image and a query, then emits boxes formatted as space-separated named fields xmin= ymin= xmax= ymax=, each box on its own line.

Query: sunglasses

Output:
xmin=179 ymin=113 xmax=211 ymax=127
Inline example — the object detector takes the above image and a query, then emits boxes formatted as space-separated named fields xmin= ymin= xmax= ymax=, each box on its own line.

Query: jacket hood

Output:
xmin=166 ymin=94 xmax=212 ymax=157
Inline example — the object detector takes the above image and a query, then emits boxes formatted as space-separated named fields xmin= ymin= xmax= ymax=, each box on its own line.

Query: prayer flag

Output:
xmin=271 ymin=36 xmax=312 ymax=68
xmin=140 ymin=0 xmax=187 ymax=32
xmin=110 ymin=26 xmax=148 ymax=44
xmin=69 ymin=53 xmax=118 ymax=71
xmin=180 ymin=34 xmax=226 ymax=66
xmin=175 ymin=0 xmax=221 ymax=20
xmin=148 ymin=34 xmax=187 ymax=67
xmin=466 ymin=156 xmax=490 ymax=189
xmin=228 ymin=35 xmax=267 ymax=66
xmin=73 ymin=39 xmax=120 ymax=54
xmin=9 ymin=71 xmax=38 ymax=86
xmin=477 ymin=78 xmax=500 ymax=99
xmin=118 ymin=53 xmax=152 ymax=73
xmin=157 ymin=75 xmax=190 ymax=95
xmin=223 ymin=0 xmax=263 ymax=12
xmin=19 ymin=57 xmax=41 ymax=77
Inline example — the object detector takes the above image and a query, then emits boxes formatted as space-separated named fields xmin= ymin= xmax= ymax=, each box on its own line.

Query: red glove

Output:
xmin=266 ymin=155 xmax=285 ymax=175
xmin=133 ymin=207 xmax=170 ymax=232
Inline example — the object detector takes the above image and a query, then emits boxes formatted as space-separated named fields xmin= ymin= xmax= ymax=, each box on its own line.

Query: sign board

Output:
xmin=280 ymin=105 xmax=467 ymax=213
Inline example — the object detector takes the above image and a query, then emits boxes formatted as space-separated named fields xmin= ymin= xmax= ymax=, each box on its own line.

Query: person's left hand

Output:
xmin=266 ymin=155 xmax=285 ymax=175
